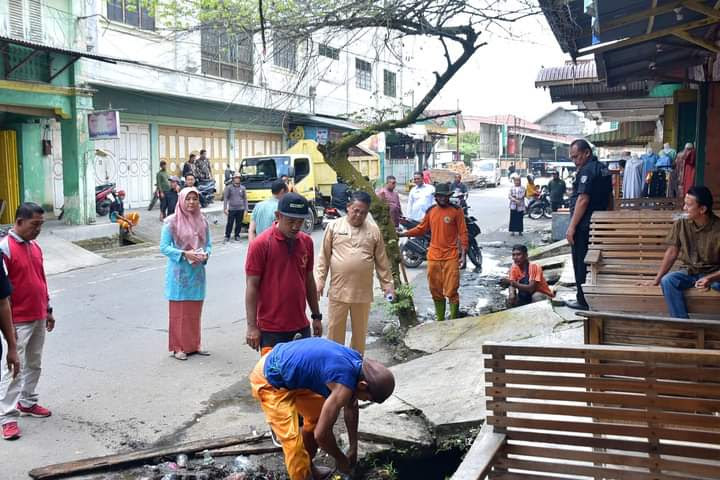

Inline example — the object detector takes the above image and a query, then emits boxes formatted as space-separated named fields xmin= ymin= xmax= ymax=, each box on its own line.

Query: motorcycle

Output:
xmin=527 ymin=189 xmax=553 ymax=220
xmin=452 ymin=192 xmax=482 ymax=270
xmin=321 ymin=206 xmax=346 ymax=229
xmin=399 ymin=200 xmax=482 ymax=270
xmin=95 ymin=182 xmax=117 ymax=216
xmin=178 ymin=178 xmax=216 ymax=207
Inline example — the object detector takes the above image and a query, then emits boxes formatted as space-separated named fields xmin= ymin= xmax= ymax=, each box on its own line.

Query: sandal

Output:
xmin=173 ymin=352 xmax=188 ymax=361
xmin=194 ymin=350 xmax=210 ymax=356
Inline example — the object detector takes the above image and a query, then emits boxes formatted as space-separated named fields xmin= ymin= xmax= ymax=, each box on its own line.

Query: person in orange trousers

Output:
xmin=399 ymin=182 xmax=468 ymax=320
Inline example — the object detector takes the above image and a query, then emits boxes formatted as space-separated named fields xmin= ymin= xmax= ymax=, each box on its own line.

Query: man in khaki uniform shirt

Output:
xmin=649 ymin=186 xmax=720 ymax=318
xmin=316 ymin=191 xmax=395 ymax=354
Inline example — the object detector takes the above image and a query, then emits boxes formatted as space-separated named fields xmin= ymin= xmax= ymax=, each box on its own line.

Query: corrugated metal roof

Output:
xmin=546 ymin=80 xmax=651 ymax=103
xmin=587 ymin=121 xmax=656 ymax=147
xmin=0 ymin=35 xmax=128 ymax=64
xmin=535 ymin=60 xmax=597 ymax=86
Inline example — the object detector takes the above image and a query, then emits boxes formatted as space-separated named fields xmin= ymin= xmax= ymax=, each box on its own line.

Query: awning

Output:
xmin=586 ymin=121 xmax=657 ymax=147
xmin=0 ymin=35 xmax=145 ymax=82
xmin=510 ymin=129 xmax=574 ymax=145
xmin=289 ymin=113 xmax=360 ymax=131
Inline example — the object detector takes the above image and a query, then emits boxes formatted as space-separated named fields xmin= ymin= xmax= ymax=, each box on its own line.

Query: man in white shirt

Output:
xmin=407 ymin=171 xmax=435 ymax=221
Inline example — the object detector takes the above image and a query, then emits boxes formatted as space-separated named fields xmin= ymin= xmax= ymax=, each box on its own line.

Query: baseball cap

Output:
xmin=277 ymin=192 xmax=309 ymax=219
xmin=169 ymin=175 xmax=180 ymax=182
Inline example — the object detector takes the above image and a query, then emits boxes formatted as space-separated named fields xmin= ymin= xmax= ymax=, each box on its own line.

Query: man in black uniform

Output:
xmin=566 ymin=139 xmax=613 ymax=309
xmin=0 ymin=263 xmax=19 ymax=382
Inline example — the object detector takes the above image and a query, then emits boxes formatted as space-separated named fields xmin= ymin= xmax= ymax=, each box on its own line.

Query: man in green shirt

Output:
xmin=248 ymin=180 xmax=288 ymax=242
xmin=156 ymin=161 xmax=171 ymax=219
xmin=547 ymin=171 xmax=566 ymax=211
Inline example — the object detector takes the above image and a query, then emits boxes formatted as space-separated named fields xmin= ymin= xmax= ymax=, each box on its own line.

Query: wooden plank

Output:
xmin=487 ymin=401 xmax=720 ymax=429
xmin=505 ymin=430 xmax=720 ymax=459
xmin=576 ymin=311 xmax=720 ymax=326
xmin=496 ymin=457 xmax=671 ymax=480
xmin=28 ymin=433 xmax=269 ymax=479
xmin=485 ymin=386 xmax=720 ymax=413
xmin=485 ymin=358 xmax=720 ymax=382
xmin=449 ymin=428 xmax=506 ymax=480
xmin=487 ymin=416 xmax=720 ymax=444
xmin=482 ymin=343 xmax=720 ymax=363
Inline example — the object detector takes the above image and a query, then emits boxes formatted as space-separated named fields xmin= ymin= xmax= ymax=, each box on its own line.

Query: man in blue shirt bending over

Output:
xmin=249 ymin=337 xmax=395 ymax=480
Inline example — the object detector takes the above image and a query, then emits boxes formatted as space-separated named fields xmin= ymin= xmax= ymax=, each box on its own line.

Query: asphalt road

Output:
xmin=0 ymin=180 xmax=515 ymax=478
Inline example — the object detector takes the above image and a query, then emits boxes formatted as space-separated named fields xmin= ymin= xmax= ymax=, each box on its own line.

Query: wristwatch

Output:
xmin=311 ymin=313 xmax=323 ymax=321
xmin=47 ymin=307 xmax=53 ymax=314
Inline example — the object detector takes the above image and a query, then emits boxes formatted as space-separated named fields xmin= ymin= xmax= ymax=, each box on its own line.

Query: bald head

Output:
xmin=361 ymin=359 xmax=395 ymax=404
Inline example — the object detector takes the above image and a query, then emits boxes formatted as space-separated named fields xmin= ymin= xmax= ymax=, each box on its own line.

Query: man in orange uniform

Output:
xmin=399 ymin=182 xmax=468 ymax=320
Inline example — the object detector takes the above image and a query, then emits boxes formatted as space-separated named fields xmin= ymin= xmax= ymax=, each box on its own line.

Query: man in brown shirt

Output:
xmin=316 ymin=191 xmax=395 ymax=354
xmin=650 ymin=186 xmax=720 ymax=318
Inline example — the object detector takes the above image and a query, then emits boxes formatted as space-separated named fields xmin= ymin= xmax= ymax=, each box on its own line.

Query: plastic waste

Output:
xmin=176 ymin=453 xmax=188 ymax=468
xmin=201 ymin=449 xmax=215 ymax=466
xmin=232 ymin=455 xmax=253 ymax=473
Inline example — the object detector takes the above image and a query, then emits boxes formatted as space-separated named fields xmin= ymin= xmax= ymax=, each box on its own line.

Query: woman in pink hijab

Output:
xmin=160 ymin=188 xmax=212 ymax=360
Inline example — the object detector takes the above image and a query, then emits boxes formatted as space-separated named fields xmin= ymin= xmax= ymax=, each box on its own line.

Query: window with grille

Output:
xmin=383 ymin=69 xmax=397 ymax=97
xmin=107 ymin=0 xmax=155 ymax=31
xmin=8 ymin=0 xmax=43 ymax=42
xmin=356 ymin=58 xmax=371 ymax=90
xmin=319 ymin=44 xmax=339 ymax=60
xmin=200 ymin=27 xmax=254 ymax=83
xmin=273 ymin=32 xmax=297 ymax=71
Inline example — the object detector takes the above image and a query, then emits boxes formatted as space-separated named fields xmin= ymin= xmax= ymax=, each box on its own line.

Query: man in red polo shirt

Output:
xmin=0 ymin=203 xmax=55 ymax=441
xmin=245 ymin=193 xmax=322 ymax=355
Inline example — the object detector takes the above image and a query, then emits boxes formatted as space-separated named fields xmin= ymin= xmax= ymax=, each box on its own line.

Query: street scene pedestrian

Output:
xmin=0 ymin=203 xmax=54 ymax=441
xmin=166 ymin=176 xmax=180 ymax=215
xmin=196 ymin=149 xmax=212 ymax=181
xmin=547 ymin=170 xmax=566 ymax=211
xmin=316 ymin=191 xmax=394 ymax=354
xmin=248 ymin=179 xmax=288 ymax=242
xmin=223 ymin=172 xmax=248 ymax=243
xmin=0 ymin=246 xmax=19 ymax=384
xmin=565 ymin=139 xmax=613 ymax=310
xmin=160 ymin=188 xmax=211 ymax=361
xmin=648 ymin=186 xmax=720 ymax=318
xmin=182 ymin=153 xmax=198 ymax=179
xmin=508 ymin=175 xmax=525 ymax=236
xmin=184 ymin=173 xmax=196 ymax=188
xmin=501 ymin=244 xmax=554 ymax=307
xmin=399 ymin=183 xmax=468 ymax=321
xmin=407 ymin=171 xmax=435 ymax=221
xmin=156 ymin=160 xmax=171 ymax=220
xmin=249 ymin=338 xmax=394 ymax=480
xmin=245 ymin=193 xmax=321 ymax=355
xmin=375 ymin=175 xmax=402 ymax=227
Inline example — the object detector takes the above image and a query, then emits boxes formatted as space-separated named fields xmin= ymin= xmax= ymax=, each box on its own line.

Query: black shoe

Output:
xmin=234 ymin=236 xmax=240 ymax=242
xmin=223 ymin=237 xmax=229 ymax=244
xmin=566 ymin=300 xmax=589 ymax=310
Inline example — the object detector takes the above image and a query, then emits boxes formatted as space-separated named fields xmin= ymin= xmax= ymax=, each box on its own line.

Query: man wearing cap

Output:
xmin=399 ymin=182 xmax=468 ymax=321
xmin=245 ymin=193 xmax=322 ymax=355
xmin=249 ymin=179 xmax=289 ymax=242
xmin=166 ymin=176 xmax=180 ymax=215
xmin=250 ymin=337 xmax=395 ymax=480
xmin=223 ymin=172 xmax=248 ymax=243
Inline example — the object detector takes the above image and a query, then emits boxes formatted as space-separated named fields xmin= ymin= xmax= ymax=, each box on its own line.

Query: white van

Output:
xmin=472 ymin=159 xmax=502 ymax=187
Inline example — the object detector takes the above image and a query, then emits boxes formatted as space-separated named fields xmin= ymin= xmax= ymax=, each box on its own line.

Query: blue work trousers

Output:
xmin=660 ymin=271 xmax=720 ymax=318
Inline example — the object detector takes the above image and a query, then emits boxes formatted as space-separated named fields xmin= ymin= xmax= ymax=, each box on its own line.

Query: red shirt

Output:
xmin=245 ymin=225 xmax=313 ymax=332
xmin=0 ymin=231 xmax=49 ymax=323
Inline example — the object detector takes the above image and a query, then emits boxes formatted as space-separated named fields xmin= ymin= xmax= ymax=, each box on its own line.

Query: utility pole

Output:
xmin=456 ymin=98 xmax=460 ymax=164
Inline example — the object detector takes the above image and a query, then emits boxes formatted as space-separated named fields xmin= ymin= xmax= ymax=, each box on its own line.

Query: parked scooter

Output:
xmin=178 ymin=178 xmax=216 ymax=207
xmin=321 ymin=206 xmax=346 ymax=229
xmin=95 ymin=182 xmax=117 ymax=216
xmin=399 ymin=204 xmax=482 ymax=270
xmin=527 ymin=188 xmax=553 ymax=220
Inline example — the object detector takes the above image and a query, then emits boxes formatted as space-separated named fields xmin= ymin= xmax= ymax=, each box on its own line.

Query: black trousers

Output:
xmin=571 ymin=226 xmax=590 ymax=306
xmin=166 ymin=190 xmax=178 ymax=215
xmin=260 ymin=326 xmax=311 ymax=350
xmin=225 ymin=209 xmax=244 ymax=238
xmin=551 ymin=200 xmax=563 ymax=212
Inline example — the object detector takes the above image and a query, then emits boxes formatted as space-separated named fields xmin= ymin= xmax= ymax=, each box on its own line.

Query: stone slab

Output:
xmin=405 ymin=301 xmax=566 ymax=354
xmin=37 ymin=232 xmax=109 ymax=276
xmin=359 ymin=348 xmax=485 ymax=445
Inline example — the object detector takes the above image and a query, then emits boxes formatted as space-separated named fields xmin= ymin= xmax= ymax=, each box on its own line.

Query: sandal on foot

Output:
xmin=173 ymin=352 xmax=188 ymax=360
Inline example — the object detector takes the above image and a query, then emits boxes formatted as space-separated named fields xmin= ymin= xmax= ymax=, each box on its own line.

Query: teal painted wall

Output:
xmin=12 ymin=123 xmax=50 ymax=209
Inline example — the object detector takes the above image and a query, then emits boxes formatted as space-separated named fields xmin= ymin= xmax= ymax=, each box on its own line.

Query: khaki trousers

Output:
xmin=327 ymin=300 xmax=371 ymax=354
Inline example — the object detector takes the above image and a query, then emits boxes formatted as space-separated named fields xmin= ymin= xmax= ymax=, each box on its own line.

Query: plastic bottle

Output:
xmin=176 ymin=453 xmax=188 ymax=468
xmin=232 ymin=455 xmax=253 ymax=472
xmin=201 ymin=449 xmax=214 ymax=466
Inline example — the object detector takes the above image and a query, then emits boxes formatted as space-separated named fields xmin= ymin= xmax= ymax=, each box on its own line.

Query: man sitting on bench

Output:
xmin=649 ymin=186 xmax=720 ymax=318
xmin=500 ymin=244 xmax=554 ymax=307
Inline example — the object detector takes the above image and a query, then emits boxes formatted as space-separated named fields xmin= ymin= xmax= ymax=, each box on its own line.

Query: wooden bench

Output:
xmin=583 ymin=210 xmax=720 ymax=316
xmin=451 ymin=343 xmax=720 ymax=480
xmin=579 ymin=310 xmax=720 ymax=349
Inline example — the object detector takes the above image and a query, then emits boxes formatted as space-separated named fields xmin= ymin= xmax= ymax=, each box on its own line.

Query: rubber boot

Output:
xmin=449 ymin=302 xmax=460 ymax=319
xmin=433 ymin=300 xmax=446 ymax=322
